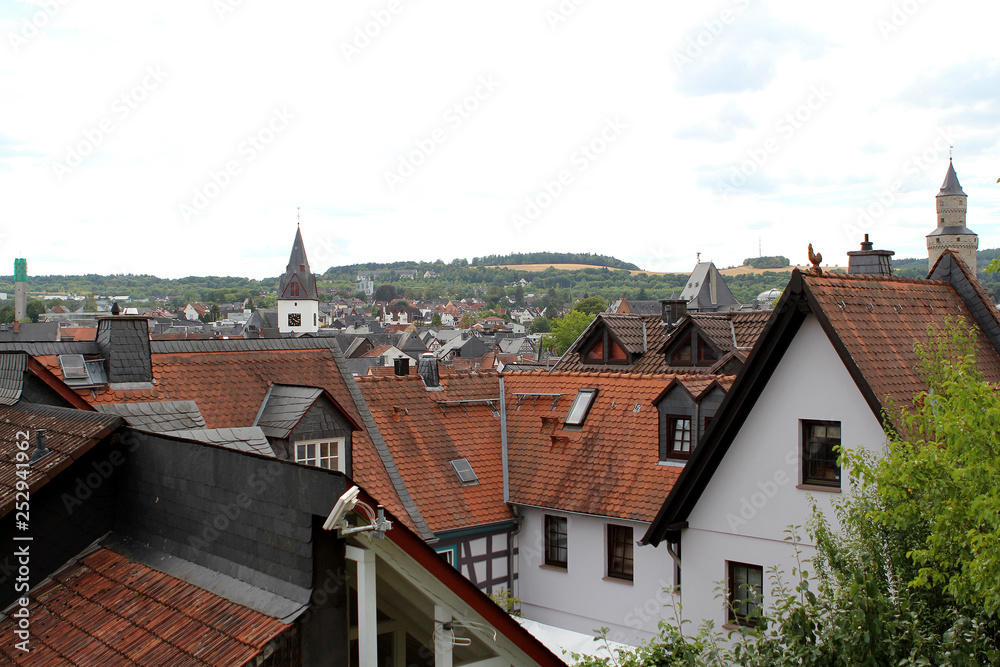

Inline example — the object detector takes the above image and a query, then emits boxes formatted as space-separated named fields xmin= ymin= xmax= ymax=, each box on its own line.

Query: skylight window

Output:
xmin=58 ymin=354 xmax=89 ymax=380
xmin=564 ymin=388 xmax=598 ymax=427
xmin=450 ymin=458 xmax=479 ymax=485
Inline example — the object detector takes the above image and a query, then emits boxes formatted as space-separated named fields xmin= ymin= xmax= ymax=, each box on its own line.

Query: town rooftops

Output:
xmin=643 ymin=250 xmax=1000 ymax=546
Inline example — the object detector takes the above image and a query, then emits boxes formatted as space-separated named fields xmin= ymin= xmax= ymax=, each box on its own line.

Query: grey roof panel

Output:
xmin=167 ymin=426 xmax=275 ymax=457
xmin=0 ymin=352 xmax=26 ymax=406
xmin=254 ymin=385 xmax=323 ymax=438
xmin=937 ymin=160 xmax=967 ymax=197
xmin=94 ymin=401 xmax=207 ymax=432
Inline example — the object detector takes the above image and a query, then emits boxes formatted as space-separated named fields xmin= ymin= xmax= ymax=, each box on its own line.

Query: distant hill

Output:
xmin=472 ymin=252 xmax=640 ymax=271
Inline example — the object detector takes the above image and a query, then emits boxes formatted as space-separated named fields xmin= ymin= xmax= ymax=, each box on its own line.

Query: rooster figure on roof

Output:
xmin=807 ymin=244 xmax=823 ymax=276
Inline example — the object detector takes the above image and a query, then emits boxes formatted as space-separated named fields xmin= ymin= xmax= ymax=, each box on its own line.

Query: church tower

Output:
xmin=927 ymin=159 xmax=978 ymax=274
xmin=277 ymin=225 xmax=320 ymax=334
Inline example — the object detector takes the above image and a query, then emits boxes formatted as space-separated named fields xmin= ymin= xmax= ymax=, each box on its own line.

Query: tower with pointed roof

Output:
xmin=277 ymin=225 xmax=320 ymax=333
xmin=927 ymin=159 xmax=978 ymax=274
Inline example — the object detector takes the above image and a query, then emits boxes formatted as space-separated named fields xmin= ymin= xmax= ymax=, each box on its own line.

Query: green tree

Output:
xmin=529 ymin=316 xmax=551 ymax=334
xmin=514 ymin=284 xmax=525 ymax=306
xmin=572 ymin=295 xmax=606 ymax=315
xmin=0 ymin=305 xmax=13 ymax=324
xmin=373 ymin=284 xmax=397 ymax=302
xmin=431 ymin=313 xmax=442 ymax=327
xmin=209 ymin=304 xmax=221 ymax=322
xmin=83 ymin=292 xmax=97 ymax=312
xmin=25 ymin=300 xmax=44 ymax=323
xmin=544 ymin=311 xmax=595 ymax=355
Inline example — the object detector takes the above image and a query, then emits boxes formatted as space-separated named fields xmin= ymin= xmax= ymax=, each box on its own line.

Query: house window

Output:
xmin=698 ymin=340 xmax=718 ymax=364
xmin=728 ymin=562 xmax=763 ymax=626
xmin=607 ymin=524 xmax=633 ymax=581
xmin=802 ymin=420 xmax=841 ymax=487
xmin=664 ymin=416 xmax=693 ymax=459
xmin=295 ymin=438 xmax=345 ymax=472
xmin=564 ymin=388 xmax=598 ymax=427
xmin=544 ymin=515 xmax=568 ymax=568
xmin=288 ymin=313 xmax=301 ymax=327
xmin=436 ymin=548 xmax=456 ymax=566
xmin=670 ymin=339 xmax=693 ymax=365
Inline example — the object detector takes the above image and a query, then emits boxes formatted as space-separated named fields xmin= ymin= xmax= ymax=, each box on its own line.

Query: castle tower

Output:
xmin=277 ymin=225 xmax=320 ymax=334
xmin=927 ymin=159 xmax=978 ymax=274
xmin=13 ymin=258 xmax=26 ymax=322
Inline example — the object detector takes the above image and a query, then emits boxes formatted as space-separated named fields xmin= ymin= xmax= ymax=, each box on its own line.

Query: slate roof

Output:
xmin=678 ymin=262 xmax=740 ymax=309
xmin=94 ymin=400 xmax=207 ymax=432
xmin=0 ymin=352 xmax=27 ymax=406
xmin=0 ymin=543 xmax=291 ymax=665
xmin=553 ymin=315 xmax=668 ymax=372
xmin=355 ymin=372 xmax=512 ymax=534
xmin=0 ymin=402 xmax=122 ymax=517
xmin=253 ymin=384 xmax=324 ymax=438
xmin=166 ymin=427 xmax=274 ymax=457
xmin=278 ymin=227 xmax=319 ymax=301
xmin=28 ymin=338 xmax=423 ymax=536
xmin=504 ymin=371 xmax=731 ymax=522
xmin=96 ymin=317 xmax=153 ymax=383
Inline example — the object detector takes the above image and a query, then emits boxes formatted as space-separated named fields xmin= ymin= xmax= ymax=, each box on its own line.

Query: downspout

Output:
xmin=500 ymin=375 xmax=509 ymax=504
xmin=665 ymin=538 xmax=681 ymax=569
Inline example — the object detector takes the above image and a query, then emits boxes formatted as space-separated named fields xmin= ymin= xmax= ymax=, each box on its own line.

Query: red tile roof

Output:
xmin=356 ymin=372 xmax=512 ymax=533
xmin=804 ymin=272 xmax=1000 ymax=408
xmin=57 ymin=327 xmax=97 ymax=342
xmin=0 ymin=547 xmax=290 ymax=665
xmin=361 ymin=344 xmax=395 ymax=358
xmin=504 ymin=371 xmax=733 ymax=522
xmin=32 ymin=345 xmax=415 ymax=532
xmin=0 ymin=403 xmax=121 ymax=517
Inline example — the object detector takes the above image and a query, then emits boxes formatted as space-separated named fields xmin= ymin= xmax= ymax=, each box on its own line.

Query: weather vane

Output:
xmin=297 ymin=206 xmax=301 ymax=227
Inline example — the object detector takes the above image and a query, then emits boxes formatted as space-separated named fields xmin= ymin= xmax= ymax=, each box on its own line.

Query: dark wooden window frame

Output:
xmin=728 ymin=561 xmax=763 ymax=626
xmin=544 ymin=515 xmax=568 ymax=568
xmin=663 ymin=414 xmax=693 ymax=460
xmin=801 ymin=419 xmax=841 ymax=488
xmin=581 ymin=329 xmax=629 ymax=365
xmin=607 ymin=524 xmax=633 ymax=581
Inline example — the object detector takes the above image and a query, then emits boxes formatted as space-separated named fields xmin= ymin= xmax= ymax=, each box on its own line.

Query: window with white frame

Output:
xmin=294 ymin=438 xmax=345 ymax=472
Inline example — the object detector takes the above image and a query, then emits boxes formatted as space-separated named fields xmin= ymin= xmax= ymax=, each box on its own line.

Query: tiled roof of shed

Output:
xmin=804 ymin=272 xmax=1000 ymax=408
xmin=0 ymin=402 xmax=121 ymax=517
xmin=356 ymin=372 xmax=511 ymax=534
xmin=504 ymin=371 xmax=732 ymax=522
xmin=166 ymin=427 xmax=275 ymax=457
xmin=0 ymin=545 xmax=290 ymax=666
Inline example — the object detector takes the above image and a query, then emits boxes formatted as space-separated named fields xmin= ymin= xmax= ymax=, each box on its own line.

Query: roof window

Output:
xmin=450 ymin=458 xmax=479 ymax=485
xmin=564 ymin=388 xmax=598 ymax=427
xmin=59 ymin=354 xmax=88 ymax=380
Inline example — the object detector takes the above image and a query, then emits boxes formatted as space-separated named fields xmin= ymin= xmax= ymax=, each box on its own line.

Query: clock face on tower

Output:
xmin=288 ymin=313 xmax=301 ymax=327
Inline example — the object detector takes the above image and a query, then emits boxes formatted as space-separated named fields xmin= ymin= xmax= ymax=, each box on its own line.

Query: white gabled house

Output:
xmin=641 ymin=248 xmax=1000 ymax=631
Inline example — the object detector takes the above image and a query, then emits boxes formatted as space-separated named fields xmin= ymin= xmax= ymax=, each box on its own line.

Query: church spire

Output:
xmin=279 ymin=225 xmax=319 ymax=301
xmin=937 ymin=158 xmax=967 ymax=197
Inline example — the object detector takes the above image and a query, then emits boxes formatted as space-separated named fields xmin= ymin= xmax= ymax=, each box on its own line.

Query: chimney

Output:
xmin=394 ymin=357 xmax=410 ymax=376
xmin=97 ymin=315 xmax=153 ymax=383
xmin=660 ymin=299 xmax=688 ymax=325
xmin=30 ymin=429 xmax=50 ymax=465
xmin=847 ymin=235 xmax=894 ymax=276
xmin=418 ymin=352 xmax=441 ymax=389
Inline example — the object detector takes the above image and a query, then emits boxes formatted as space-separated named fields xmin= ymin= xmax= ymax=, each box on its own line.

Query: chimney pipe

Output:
xmin=847 ymin=236 xmax=894 ymax=276
xmin=30 ymin=429 xmax=50 ymax=465
xmin=394 ymin=357 xmax=410 ymax=376
xmin=418 ymin=352 xmax=441 ymax=389
xmin=660 ymin=299 xmax=688 ymax=325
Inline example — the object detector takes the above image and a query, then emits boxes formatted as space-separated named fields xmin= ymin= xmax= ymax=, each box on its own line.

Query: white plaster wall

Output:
xmin=278 ymin=299 xmax=319 ymax=333
xmin=680 ymin=315 xmax=887 ymax=629
xmin=516 ymin=506 xmax=677 ymax=646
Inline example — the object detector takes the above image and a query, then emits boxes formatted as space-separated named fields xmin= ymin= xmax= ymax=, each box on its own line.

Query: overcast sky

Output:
xmin=1 ymin=0 xmax=998 ymax=280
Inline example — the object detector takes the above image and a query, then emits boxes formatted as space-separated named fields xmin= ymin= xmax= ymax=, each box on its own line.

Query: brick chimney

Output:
xmin=847 ymin=235 xmax=894 ymax=276
xmin=96 ymin=315 xmax=153 ymax=383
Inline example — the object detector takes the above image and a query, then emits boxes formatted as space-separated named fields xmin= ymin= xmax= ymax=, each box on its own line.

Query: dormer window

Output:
xmin=582 ymin=330 xmax=628 ymax=365
xmin=565 ymin=388 xmax=598 ymax=427
xmin=290 ymin=282 xmax=300 ymax=297
xmin=663 ymin=416 xmax=692 ymax=460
